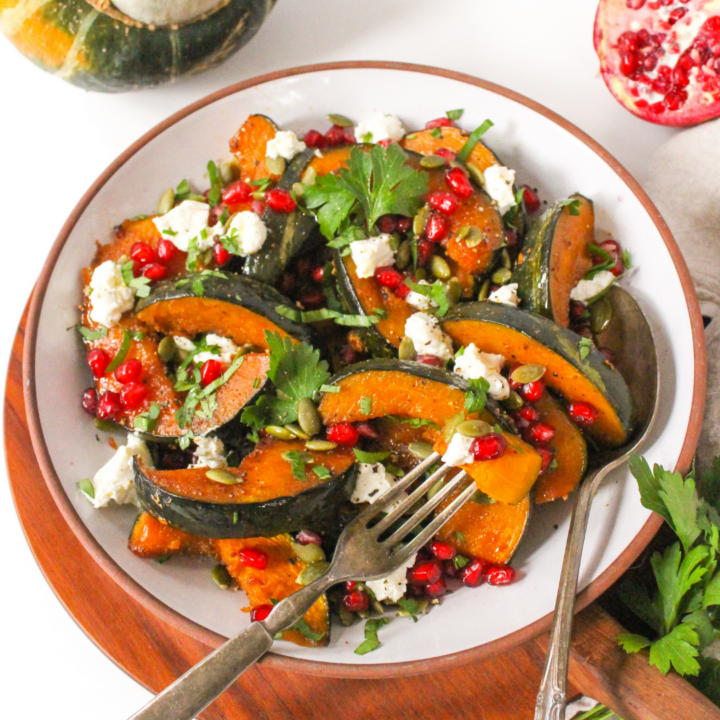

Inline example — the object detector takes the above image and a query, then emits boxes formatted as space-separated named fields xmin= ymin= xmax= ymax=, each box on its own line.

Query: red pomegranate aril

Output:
xmin=425 ymin=577 xmax=447 ymax=599
xmin=238 ymin=548 xmax=268 ymax=569
xmin=96 ymin=391 xmax=121 ymax=420
xmin=200 ymin=359 xmax=224 ymax=387
xmin=425 ymin=213 xmax=449 ymax=243
xmin=395 ymin=282 xmax=412 ymax=300
xmin=428 ymin=191 xmax=459 ymax=216
xmin=377 ymin=138 xmax=392 ymax=148
xmin=471 ymin=433 xmax=508 ymax=461
xmin=527 ymin=421 xmax=556 ymax=446
xmin=435 ymin=148 xmax=457 ymax=162
xmin=157 ymin=238 xmax=176 ymax=262
xmin=409 ymin=561 xmax=442 ymax=585
xmin=355 ymin=421 xmax=379 ymax=440
xmin=114 ymin=359 xmax=142 ymax=384
xmin=325 ymin=125 xmax=347 ymax=146
xmin=295 ymin=529 xmax=322 ymax=546
xmin=312 ymin=265 xmax=325 ymax=282
xmin=374 ymin=265 xmax=404 ymax=291
xmin=342 ymin=127 xmax=356 ymax=144
xmin=251 ymin=199 xmax=266 ymax=215
xmin=568 ymin=401 xmax=599 ymax=426
xmin=520 ymin=380 xmax=545 ymax=402
xmin=251 ymin=604 xmax=273 ymax=622
xmin=130 ymin=242 xmax=156 ymax=266
xmin=518 ymin=405 xmax=539 ymax=423
xmin=340 ymin=345 xmax=360 ymax=365
xmin=342 ymin=589 xmax=369 ymax=613
xmin=303 ymin=129 xmax=326 ymax=148
xmin=87 ymin=349 xmax=110 ymax=378
xmin=300 ymin=289 xmax=324 ymax=309
xmin=430 ymin=540 xmax=457 ymax=561
xmin=120 ymin=381 xmax=148 ymax=411
xmin=486 ymin=565 xmax=516 ymax=586
xmin=81 ymin=388 xmax=98 ymax=415
xmin=537 ymin=447 xmax=555 ymax=475
xmin=570 ymin=301 xmax=588 ymax=323
xmin=265 ymin=188 xmax=296 ymax=213
xmin=460 ymin=559 xmax=487 ymax=588
xmin=596 ymin=239 xmax=625 ymax=276
xmin=345 ymin=580 xmax=357 ymax=592
xmin=445 ymin=167 xmax=473 ymax=198
xmin=326 ymin=423 xmax=359 ymax=446
xmin=443 ymin=559 xmax=458 ymax=578
xmin=142 ymin=263 xmax=168 ymax=282
xmin=521 ymin=185 xmax=541 ymax=214
xmin=417 ymin=238 xmax=434 ymax=266
xmin=376 ymin=214 xmax=397 ymax=233
xmin=416 ymin=354 xmax=444 ymax=367
xmin=213 ymin=242 xmax=231 ymax=266
xmin=396 ymin=216 xmax=412 ymax=232
xmin=222 ymin=180 xmax=252 ymax=205
xmin=425 ymin=117 xmax=454 ymax=128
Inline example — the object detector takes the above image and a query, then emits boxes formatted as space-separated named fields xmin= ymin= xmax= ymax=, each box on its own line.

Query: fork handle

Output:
xmin=534 ymin=465 xmax=608 ymax=720
xmin=127 ymin=577 xmax=334 ymax=720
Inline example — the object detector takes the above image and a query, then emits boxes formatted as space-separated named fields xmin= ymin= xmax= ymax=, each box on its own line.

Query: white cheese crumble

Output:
xmin=191 ymin=436 xmax=228 ymax=469
xmin=405 ymin=280 xmax=437 ymax=311
xmin=266 ymin=130 xmax=306 ymax=161
xmin=354 ymin=114 xmax=405 ymax=144
xmin=88 ymin=260 xmax=136 ymax=328
xmin=488 ymin=282 xmax=519 ymax=307
xmin=86 ymin=434 xmax=152 ymax=509
xmin=442 ymin=433 xmax=476 ymax=467
xmin=225 ymin=211 xmax=268 ymax=256
xmin=194 ymin=334 xmax=239 ymax=366
xmin=483 ymin=165 xmax=517 ymax=216
xmin=351 ymin=462 xmax=407 ymax=512
xmin=404 ymin=312 xmax=454 ymax=361
xmin=152 ymin=200 xmax=213 ymax=252
xmin=349 ymin=234 xmax=395 ymax=278
xmin=569 ymin=271 xmax=615 ymax=303
xmin=366 ymin=553 xmax=418 ymax=603
xmin=173 ymin=336 xmax=196 ymax=353
xmin=454 ymin=343 xmax=509 ymax=400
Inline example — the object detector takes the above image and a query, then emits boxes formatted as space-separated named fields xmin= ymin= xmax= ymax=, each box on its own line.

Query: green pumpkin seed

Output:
xmin=285 ymin=423 xmax=310 ymax=440
xmin=219 ymin=158 xmax=240 ymax=184
xmin=296 ymin=561 xmax=330 ymax=586
xmin=93 ymin=418 xmax=117 ymax=432
xmin=445 ymin=277 xmax=462 ymax=307
xmin=398 ymin=336 xmax=416 ymax=361
xmin=426 ymin=479 xmax=445 ymax=501
xmin=502 ymin=390 xmax=524 ymax=411
xmin=297 ymin=397 xmax=322 ymax=437
xmin=420 ymin=154 xmax=447 ymax=169
xmin=455 ymin=226 xmax=470 ymax=243
xmin=292 ymin=182 xmax=305 ymax=197
xmin=466 ymin=162 xmax=485 ymax=186
xmin=302 ymin=166 xmax=317 ymax=186
xmin=463 ymin=226 xmax=484 ymax=248
xmin=589 ymin=296 xmax=614 ymax=334
xmin=501 ymin=248 xmax=512 ymax=270
xmin=116 ymin=254 xmax=130 ymax=266
xmin=413 ymin=205 xmax=431 ymax=237
xmin=396 ymin=240 xmax=412 ymax=270
xmin=200 ymin=249 xmax=213 ymax=266
xmin=212 ymin=564 xmax=232 ymax=589
xmin=327 ymin=113 xmax=354 ymax=127
xmin=470 ymin=490 xmax=496 ymax=505
xmin=305 ymin=440 xmax=337 ymax=452
xmin=510 ymin=363 xmax=546 ymax=384
xmin=442 ymin=412 xmax=465 ymax=443
xmin=339 ymin=606 xmax=358 ymax=626
xmin=457 ymin=420 xmax=493 ymax=438
xmin=415 ymin=268 xmax=427 ymax=281
xmin=388 ymin=233 xmax=401 ymax=251
xmin=206 ymin=469 xmax=241 ymax=485
xmin=408 ymin=441 xmax=434 ymax=460
xmin=492 ymin=268 xmax=513 ymax=285
xmin=265 ymin=425 xmax=295 ymax=440
xmin=430 ymin=255 xmax=451 ymax=280
xmin=478 ymin=279 xmax=491 ymax=301
xmin=265 ymin=156 xmax=286 ymax=176
xmin=291 ymin=540 xmax=326 ymax=564
xmin=157 ymin=336 xmax=177 ymax=363
xmin=157 ymin=188 xmax=175 ymax=215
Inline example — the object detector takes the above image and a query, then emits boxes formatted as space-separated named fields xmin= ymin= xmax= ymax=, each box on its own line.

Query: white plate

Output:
xmin=24 ymin=63 xmax=705 ymax=675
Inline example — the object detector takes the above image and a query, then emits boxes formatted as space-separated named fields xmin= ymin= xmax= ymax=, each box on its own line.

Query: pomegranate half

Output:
xmin=594 ymin=0 xmax=720 ymax=126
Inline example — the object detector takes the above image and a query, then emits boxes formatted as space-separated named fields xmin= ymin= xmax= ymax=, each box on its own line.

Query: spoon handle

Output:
xmin=534 ymin=466 xmax=608 ymax=720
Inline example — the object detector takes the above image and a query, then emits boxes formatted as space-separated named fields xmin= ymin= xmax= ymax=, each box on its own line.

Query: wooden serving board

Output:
xmin=6 ymin=305 xmax=718 ymax=720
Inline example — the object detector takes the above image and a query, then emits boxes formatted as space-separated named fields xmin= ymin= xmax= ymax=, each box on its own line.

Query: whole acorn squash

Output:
xmin=0 ymin=0 xmax=275 ymax=92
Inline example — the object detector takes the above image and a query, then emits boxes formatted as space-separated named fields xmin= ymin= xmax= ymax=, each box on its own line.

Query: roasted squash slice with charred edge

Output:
xmin=440 ymin=302 xmax=634 ymax=447
xmin=229 ymin=114 xmax=282 ymax=183
xmin=513 ymin=194 xmax=595 ymax=328
xmin=318 ymin=360 xmax=542 ymax=505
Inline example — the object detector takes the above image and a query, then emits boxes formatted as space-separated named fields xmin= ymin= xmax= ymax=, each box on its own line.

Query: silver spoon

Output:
xmin=534 ymin=286 xmax=659 ymax=720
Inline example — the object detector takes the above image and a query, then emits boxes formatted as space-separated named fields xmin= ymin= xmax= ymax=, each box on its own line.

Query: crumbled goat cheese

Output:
xmin=483 ymin=165 xmax=517 ymax=216
xmin=191 ymin=436 xmax=228 ymax=469
xmin=442 ymin=433 xmax=476 ymax=467
xmin=225 ymin=211 xmax=268 ymax=255
xmin=266 ymin=130 xmax=306 ymax=161
xmin=405 ymin=280 xmax=437 ymax=311
xmin=569 ymin=271 xmax=615 ymax=303
xmin=366 ymin=553 xmax=418 ymax=603
xmin=86 ymin=434 xmax=152 ymax=509
xmin=454 ymin=343 xmax=509 ymax=400
xmin=194 ymin=334 xmax=239 ymax=366
xmin=351 ymin=462 xmax=407 ymax=513
xmin=404 ymin=312 xmax=454 ymax=362
xmin=349 ymin=234 xmax=395 ymax=278
xmin=88 ymin=260 xmax=136 ymax=328
xmin=152 ymin=200 xmax=214 ymax=252
xmin=354 ymin=114 xmax=405 ymax=144
xmin=488 ymin=283 xmax=519 ymax=307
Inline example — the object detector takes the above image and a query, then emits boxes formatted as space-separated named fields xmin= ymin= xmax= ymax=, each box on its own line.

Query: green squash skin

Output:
xmin=7 ymin=0 xmax=272 ymax=92
xmin=132 ymin=458 xmax=358 ymax=539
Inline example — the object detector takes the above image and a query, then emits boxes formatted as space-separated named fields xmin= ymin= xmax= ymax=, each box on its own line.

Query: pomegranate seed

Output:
xmin=303 ymin=129 xmax=326 ymax=148
xmin=445 ymin=167 xmax=473 ymax=198
xmin=570 ymin=302 xmax=588 ymax=323
xmin=537 ymin=447 xmax=555 ymax=475
xmin=342 ymin=589 xmax=369 ymax=613
xmin=266 ymin=188 xmax=296 ymax=213
xmin=222 ymin=180 xmax=252 ymax=205
xmin=238 ymin=548 xmax=268 ymax=569
xmin=377 ymin=139 xmax=392 ymax=148
xmin=340 ymin=345 xmax=359 ymax=365
xmin=312 ymin=266 xmax=324 ymax=282
xmin=142 ymin=263 xmax=168 ymax=282
xmin=527 ymin=422 xmax=556 ymax=445
xmin=342 ymin=127 xmax=356 ymax=144
xmin=213 ymin=242 xmax=230 ymax=266
xmin=521 ymin=185 xmax=541 ymax=214
xmin=251 ymin=200 xmax=266 ymax=216
xmin=409 ymin=561 xmax=442 ymax=585
xmin=114 ymin=359 xmax=142 ymax=384
xmin=355 ymin=422 xmax=379 ymax=439
xmin=430 ymin=540 xmax=457 ymax=561
xmin=325 ymin=125 xmax=346 ymax=146
xmin=460 ymin=559 xmax=487 ymax=588
xmin=596 ymin=240 xmax=625 ymax=277
xmin=518 ymin=405 xmax=539 ymax=422
xmin=200 ymin=359 xmax=224 ymax=387
xmin=425 ymin=213 xmax=449 ymax=242
xmin=81 ymin=388 xmax=98 ymax=415
xmin=130 ymin=242 xmax=156 ymax=266
xmin=345 ymin=580 xmax=357 ymax=591
xmin=435 ymin=148 xmax=456 ymax=162
xmin=471 ymin=433 xmax=508 ymax=461
xmin=157 ymin=238 xmax=175 ymax=262
xmin=568 ymin=402 xmax=599 ymax=426
xmin=295 ymin=529 xmax=322 ymax=546
xmin=300 ymin=289 xmax=324 ymax=309
xmin=96 ymin=391 xmax=121 ymax=420
xmin=120 ymin=381 xmax=148 ymax=411
xmin=505 ymin=228 xmax=519 ymax=248
xmin=374 ymin=266 xmax=404 ymax=291
xmin=520 ymin=380 xmax=545 ymax=402
xmin=416 ymin=355 xmax=444 ymax=367
xmin=425 ymin=117 xmax=454 ymax=128
xmin=209 ymin=204 xmax=227 ymax=226
xmin=396 ymin=216 xmax=412 ymax=232
xmin=326 ymin=423 xmax=359 ymax=446
xmin=132 ymin=260 xmax=144 ymax=278
xmin=395 ymin=283 xmax=412 ymax=300
xmin=417 ymin=239 xmax=434 ymax=266
xmin=376 ymin=214 xmax=397 ymax=233
xmin=251 ymin=604 xmax=273 ymax=622
xmin=87 ymin=349 xmax=110 ymax=378
xmin=486 ymin=566 xmax=516 ymax=586
xmin=428 ymin=192 xmax=459 ymax=216
xmin=425 ymin=578 xmax=447 ymax=599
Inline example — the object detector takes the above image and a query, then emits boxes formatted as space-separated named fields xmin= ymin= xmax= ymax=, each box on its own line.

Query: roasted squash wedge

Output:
xmin=229 ymin=114 xmax=282 ymax=183
xmin=128 ymin=511 xmax=214 ymax=558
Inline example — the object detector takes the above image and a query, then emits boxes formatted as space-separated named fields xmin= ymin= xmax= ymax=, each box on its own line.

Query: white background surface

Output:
xmin=0 ymin=1 xmax=680 ymax=718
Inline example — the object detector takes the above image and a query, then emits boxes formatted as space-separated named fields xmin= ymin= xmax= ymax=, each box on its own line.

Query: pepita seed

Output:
xmin=327 ymin=113 xmax=354 ymax=127
xmin=265 ymin=156 xmax=286 ymax=176
xmin=457 ymin=420 xmax=493 ymax=438
xmin=339 ymin=606 xmax=358 ymax=626
xmin=420 ymin=154 xmax=447 ymax=169
xmin=305 ymin=440 xmax=337 ymax=451
xmin=408 ymin=441 xmax=434 ymax=460
xmin=157 ymin=188 xmax=175 ymax=215
xmin=446 ymin=277 xmax=462 ymax=306
xmin=455 ymin=226 xmax=471 ymax=243
xmin=442 ymin=412 xmax=465 ymax=443
xmin=302 ymin=166 xmax=317 ymax=186
xmin=251 ymin=191 xmax=265 ymax=201
xmin=372 ymin=600 xmax=384 ymax=615
xmin=464 ymin=226 xmax=484 ymax=248
xmin=219 ymin=158 xmax=240 ymax=184
xmin=265 ymin=425 xmax=295 ymax=440
xmin=292 ymin=182 xmax=305 ymax=197
xmin=398 ymin=336 xmax=416 ymax=361
xmin=415 ymin=268 xmax=427 ymax=281
xmin=502 ymin=390 xmax=524 ymax=411
xmin=501 ymin=248 xmax=512 ymax=270
xmin=492 ymin=268 xmax=513 ymax=285
xmin=510 ymin=363 xmax=546 ymax=384
xmin=389 ymin=233 xmax=401 ymax=251
xmin=157 ymin=336 xmax=177 ymax=363
xmin=200 ymin=249 xmax=213 ymax=266
xmin=297 ymin=397 xmax=322 ymax=437
xmin=296 ymin=561 xmax=330 ymax=586
xmin=589 ymin=296 xmax=613 ymax=334
xmin=426 ymin=479 xmax=445 ymax=501
xmin=291 ymin=540 xmax=326 ymax=564
xmin=205 ymin=469 xmax=241 ymax=485
xmin=413 ymin=205 xmax=430 ymax=237
xmin=117 ymin=254 xmax=130 ymax=265
xmin=430 ymin=255 xmax=451 ymax=280
xmin=285 ymin=423 xmax=310 ymax=440
xmin=478 ymin=279 xmax=491 ymax=301
xmin=470 ymin=490 xmax=496 ymax=505
xmin=396 ymin=240 xmax=411 ymax=270
xmin=466 ymin=162 xmax=485 ymax=186
xmin=211 ymin=564 xmax=233 ymax=589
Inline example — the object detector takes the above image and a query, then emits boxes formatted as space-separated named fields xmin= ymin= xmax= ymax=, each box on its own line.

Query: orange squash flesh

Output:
xmin=401 ymin=127 xmax=499 ymax=175
xmin=442 ymin=319 xmax=627 ymax=446
xmin=305 ymin=146 xmax=354 ymax=177
xmin=129 ymin=512 xmax=214 ymax=558
xmin=229 ymin=115 xmax=282 ymax=182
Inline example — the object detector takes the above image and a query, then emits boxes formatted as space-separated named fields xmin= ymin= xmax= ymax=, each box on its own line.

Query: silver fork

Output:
xmin=128 ymin=452 xmax=474 ymax=720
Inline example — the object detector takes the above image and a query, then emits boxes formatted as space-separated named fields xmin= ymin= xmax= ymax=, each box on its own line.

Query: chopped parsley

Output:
xmin=78 ymin=479 xmax=95 ymax=499
xmin=134 ymin=402 xmax=161 ymax=433
xmin=120 ymin=261 xmax=152 ymax=298
xmin=207 ymin=160 xmax=222 ymax=207
xmin=457 ymin=119 xmax=494 ymax=163
xmin=353 ymin=449 xmax=390 ymax=464
xmin=445 ymin=108 xmax=464 ymax=121
xmin=558 ymin=198 xmax=582 ymax=216
xmin=283 ymin=451 xmax=311 ymax=481
xmin=274 ymin=304 xmax=380 ymax=328
xmin=354 ymin=618 xmax=391 ymax=655
xmin=578 ymin=337 xmax=594 ymax=361
xmin=403 ymin=278 xmax=451 ymax=318
xmin=77 ymin=325 xmax=108 ymax=341
xmin=360 ymin=396 xmax=372 ymax=414
xmin=465 ymin=377 xmax=490 ymax=414
xmin=313 ymin=465 xmax=331 ymax=480
xmin=429 ymin=126 xmax=442 ymax=139
xmin=105 ymin=329 xmax=133 ymax=374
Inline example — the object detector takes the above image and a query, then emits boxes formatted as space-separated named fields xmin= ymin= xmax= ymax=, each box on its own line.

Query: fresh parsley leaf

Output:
xmin=274 ymin=304 xmax=380 ymax=328
xmin=622 ymin=248 xmax=632 ymax=269
xmin=454 ymin=554 xmax=471 ymax=570
xmin=702 ymin=570 xmax=720 ymax=608
xmin=578 ymin=337 xmax=593 ymax=361
xmin=78 ymin=479 xmax=95 ymax=499
xmin=360 ymin=396 xmax=372 ymax=414
xmin=192 ymin=277 xmax=205 ymax=296
xmin=319 ymin=384 xmax=340 ymax=394
xmin=649 ymin=623 xmax=701 ymax=676
xmin=403 ymin=279 xmax=451 ymax=318
xmin=354 ymin=618 xmax=391 ymax=655
xmin=77 ymin=325 xmax=108 ymax=341
xmin=353 ymin=449 xmax=390 ymax=464
xmin=291 ymin=617 xmax=326 ymax=642
xmin=105 ymin=329 xmax=132 ymax=374
xmin=302 ymin=173 xmax=356 ymax=240
xmin=134 ymin=402 xmax=161 ymax=433
xmin=659 ymin=469 xmax=703 ymax=553
xmin=284 ymin=450 xmax=311 ymax=481
xmin=629 ymin=455 xmax=674 ymax=526
xmin=617 ymin=633 xmax=652 ymax=654
xmin=446 ymin=109 xmax=464 ymax=121
xmin=457 ymin=119 xmax=493 ymax=163
xmin=453 ymin=530 xmax=466 ymax=543
xmin=207 ymin=160 xmax=222 ymax=207
xmin=429 ymin=126 xmax=442 ymax=139
xmin=558 ymin=198 xmax=582 ymax=216
xmin=397 ymin=598 xmax=421 ymax=622
xmin=465 ymin=377 xmax=490 ymax=414
xmin=186 ymin=236 xmax=201 ymax=273
xmin=313 ymin=465 xmax=331 ymax=480
xmin=120 ymin=261 xmax=151 ymax=298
